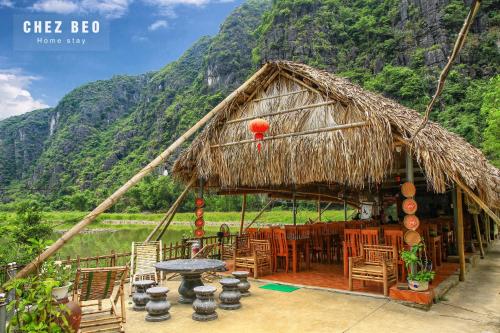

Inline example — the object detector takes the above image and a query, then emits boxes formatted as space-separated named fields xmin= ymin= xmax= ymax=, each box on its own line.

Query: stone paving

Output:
xmin=122 ymin=241 xmax=500 ymax=333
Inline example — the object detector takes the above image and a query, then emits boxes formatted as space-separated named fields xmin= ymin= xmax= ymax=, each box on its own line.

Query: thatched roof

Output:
xmin=173 ymin=61 xmax=500 ymax=208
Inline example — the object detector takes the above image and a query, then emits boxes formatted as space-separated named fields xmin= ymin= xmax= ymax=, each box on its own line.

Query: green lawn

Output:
xmin=0 ymin=209 xmax=354 ymax=230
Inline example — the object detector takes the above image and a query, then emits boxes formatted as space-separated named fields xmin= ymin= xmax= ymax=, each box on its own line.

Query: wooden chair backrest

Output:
xmin=344 ymin=228 xmax=361 ymax=257
xmin=76 ymin=266 xmax=128 ymax=302
xmin=250 ymin=239 xmax=271 ymax=256
xmin=284 ymin=225 xmax=297 ymax=240
xmin=132 ymin=241 xmax=161 ymax=275
xmin=383 ymin=230 xmax=404 ymax=252
xmin=246 ymin=228 xmax=259 ymax=239
xmin=235 ymin=234 xmax=250 ymax=252
xmin=327 ymin=222 xmax=344 ymax=236
xmin=361 ymin=245 xmax=397 ymax=265
xmin=296 ymin=225 xmax=311 ymax=239
xmin=361 ymin=228 xmax=380 ymax=245
xmin=273 ymin=228 xmax=288 ymax=255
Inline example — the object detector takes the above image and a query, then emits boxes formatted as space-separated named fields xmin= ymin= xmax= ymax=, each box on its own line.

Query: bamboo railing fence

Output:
xmin=1 ymin=234 xmax=238 ymax=285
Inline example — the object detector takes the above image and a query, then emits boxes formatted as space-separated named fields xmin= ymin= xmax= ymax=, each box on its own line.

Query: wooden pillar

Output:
xmin=292 ymin=191 xmax=297 ymax=226
xmin=456 ymin=187 xmax=466 ymax=281
xmin=239 ymin=194 xmax=247 ymax=235
xmin=406 ymin=147 xmax=414 ymax=183
xmin=473 ymin=214 xmax=484 ymax=258
xmin=317 ymin=197 xmax=321 ymax=222
xmin=484 ymin=214 xmax=491 ymax=244
xmin=343 ymin=200 xmax=347 ymax=221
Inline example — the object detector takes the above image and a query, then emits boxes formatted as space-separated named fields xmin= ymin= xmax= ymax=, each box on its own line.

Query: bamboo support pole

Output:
xmin=456 ymin=187 xmax=466 ymax=281
xmin=454 ymin=177 xmax=500 ymax=226
xmin=244 ymin=199 xmax=274 ymax=231
xmin=226 ymin=100 xmax=337 ymax=125
xmin=484 ymin=214 xmax=491 ymax=244
xmin=145 ymin=176 xmax=196 ymax=242
xmin=155 ymin=188 xmax=189 ymax=241
xmin=15 ymin=63 xmax=271 ymax=279
xmin=239 ymin=194 xmax=247 ymax=235
xmin=211 ymin=122 xmax=367 ymax=148
xmin=473 ymin=214 xmax=484 ymax=259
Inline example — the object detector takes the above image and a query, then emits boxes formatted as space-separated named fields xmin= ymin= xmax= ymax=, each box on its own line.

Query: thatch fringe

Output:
xmin=173 ymin=61 xmax=500 ymax=208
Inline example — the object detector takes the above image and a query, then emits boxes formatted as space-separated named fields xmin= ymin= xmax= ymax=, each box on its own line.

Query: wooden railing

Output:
xmin=0 ymin=233 xmax=237 ymax=286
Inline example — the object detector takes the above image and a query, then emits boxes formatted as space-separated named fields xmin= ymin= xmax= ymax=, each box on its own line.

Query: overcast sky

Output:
xmin=0 ymin=0 xmax=243 ymax=120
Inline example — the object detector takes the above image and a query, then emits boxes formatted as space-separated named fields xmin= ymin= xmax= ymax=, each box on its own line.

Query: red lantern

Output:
xmin=195 ymin=208 xmax=204 ymax=218
xmin=195 ymin=218 xmax=205 ymax=228
xmin=248 ymin=118 xmax=270 ymax=152
xmin=194 ymin=229 xmax=205 ymax=238
xmin=195 ymin=198 xmax=205 ymax=208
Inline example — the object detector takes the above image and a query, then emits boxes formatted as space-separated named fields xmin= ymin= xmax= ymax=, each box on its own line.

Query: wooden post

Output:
xmin=15 ymin=64 xmax=272 ymax=279
xmin=456 ymin=187 xmax=466 ymax=281
xmin=145 ymin=176 xmax=196 ymax=242
xmin=454 ymin=177 xmax=500 ymax=226
xmin=292 ymin=191 xmax=297 ymax=226
xmin=317 ymin=197 xmax=321 ymax=222
xmin=343 ymin=200 xmax=347 ymax=221
xmin=406 ymin=148 xmax=414 ymax=183
xmin=156 ymin=195 xmax=184 ymax=241
xmin=239 ymin=194 xmax=247 ymax=235
xmin=483 ymin=213 xmax=491 ymax=245
xmin=473 ymin=214 xmax=484 ymax=258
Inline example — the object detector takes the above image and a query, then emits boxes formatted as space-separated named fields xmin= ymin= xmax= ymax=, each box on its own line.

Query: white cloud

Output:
xmin=0 ymin=0 xmax=14 ymax=8
xmin=142 ymin=0 xmax=234 ymax=17
xmin=0 ymin=69 xmax=49 ymax=120
xmin=31 ymin=0 xmax=132 ymax=18
xmin=31 ymin=0 xmax=79 ymax=14
xmin=148 ymin=19 xmax=168 ymax=31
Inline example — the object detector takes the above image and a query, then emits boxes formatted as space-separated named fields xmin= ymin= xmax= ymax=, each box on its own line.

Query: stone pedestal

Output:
xmin=192 ymin=286 xmax=218 ymax=321
xmin=178 ymin=273 xmax=204 ymax=304
xmin=232 ymin=271 xmax=251 ymax=297
xmin=145 ymin=287 xmax=171 ymax=322
xmin=219 ymin=278 xmax=241 ymax=310
xmin=132 ymin=280 xmax=155 ymax=311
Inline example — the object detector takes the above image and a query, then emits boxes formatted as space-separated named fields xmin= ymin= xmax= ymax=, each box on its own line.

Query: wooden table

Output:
xmin=287 ymin=238 xmax=310 ymax=273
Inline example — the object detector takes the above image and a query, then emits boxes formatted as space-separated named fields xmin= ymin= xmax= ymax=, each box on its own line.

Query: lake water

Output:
xmin=54 ymin=226 xmax=220 ymax=258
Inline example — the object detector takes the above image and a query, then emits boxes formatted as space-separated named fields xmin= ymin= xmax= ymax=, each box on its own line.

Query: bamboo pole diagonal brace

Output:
xmin=15 ymin=64 xmax=271 ymax=279
xmin=244 ymin=199 xmax=274 ymax=231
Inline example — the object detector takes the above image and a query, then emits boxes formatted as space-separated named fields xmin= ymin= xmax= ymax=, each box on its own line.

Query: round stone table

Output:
xmin=155 ymin=259 xmax=225 ymax=304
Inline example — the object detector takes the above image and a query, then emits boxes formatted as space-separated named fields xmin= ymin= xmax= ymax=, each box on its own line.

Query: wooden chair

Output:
xmin=73 ymin=266 xmax=128 ymax=333
xmin=234 ymin=239 xmax=272 ymax=278
xmin=383 ymin=229 xmax=406 ymax=282
xmin=343 ymin=229 xmax=361 ymax=276
xmin=130 ymin=241 xmax=162 ymax=294
xmin=273 ymin=228 xmax=291 ymax=273
xmin=348 ymin=245 xmax=398 ymax=296
xmin=361 ymin=228 xmax=380 ymax=245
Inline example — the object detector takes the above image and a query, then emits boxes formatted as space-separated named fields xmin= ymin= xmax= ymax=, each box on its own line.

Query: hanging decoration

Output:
xmin=402 ymin=198 xmax=418 ymax=215
xmin=248 ymin=118 xmax=270 ymax=153
xmin=403 ymin=214 xmax=420 ymax=230
xmin=401 ymin=182 xmax=416 ymax=198
xmin=194 ymin=198 xmax=205 ymax=238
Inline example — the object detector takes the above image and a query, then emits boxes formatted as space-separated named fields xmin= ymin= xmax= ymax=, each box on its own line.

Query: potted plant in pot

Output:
xmin=40 ymin=260 xmax=73 ymax=301
xmin=400 ymin=241 xmax=436 ymax=291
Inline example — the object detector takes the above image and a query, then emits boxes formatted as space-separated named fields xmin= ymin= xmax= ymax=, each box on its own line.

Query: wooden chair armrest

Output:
xmin=350 ymin=256 xmax=364 ymax=267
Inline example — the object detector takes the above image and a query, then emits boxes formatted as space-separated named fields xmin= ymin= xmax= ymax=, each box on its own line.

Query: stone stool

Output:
xmin=145 ymin=287 xmax=171 ymax=322
xmin=192 ymin=285 xmax=218 ymax=321
xmin=132 ymin=280 xmax=155 ymax=311
xmin=219 ymin=278 xmax=241 ymax=310
xmin=232 ymin=271 xmax=251 ymax=297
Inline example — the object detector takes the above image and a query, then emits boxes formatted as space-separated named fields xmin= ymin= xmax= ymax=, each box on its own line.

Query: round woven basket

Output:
xmin=402 ymin=198 xmax=418 ymax=215
xmin=403 ymin=214 xmax=420 ymax=230
xmin=404 ymin=230 xmax=421 ymax=246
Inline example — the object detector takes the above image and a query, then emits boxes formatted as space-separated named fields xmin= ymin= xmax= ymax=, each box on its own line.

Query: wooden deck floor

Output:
xmin=256 ymin=262 xmax=459 ymax=295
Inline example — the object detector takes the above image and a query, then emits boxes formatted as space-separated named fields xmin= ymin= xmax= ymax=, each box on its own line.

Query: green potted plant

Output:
xmin=40 ymin=260 xmax=73 ymax=301
xmin=400 ymin=241 xmax=436 ymax=291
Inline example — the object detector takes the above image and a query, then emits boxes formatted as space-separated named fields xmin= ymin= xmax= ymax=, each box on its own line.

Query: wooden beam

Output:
xmin=279 ymin=71 xmax=323 ymax=98
xmin=226 ymin=100 xmax=337 ymax=125
xmin=454 ymin=177 xmax=500 ymax=226
xmin=317 ymin=197 xmax=321 ymax=222
xmin=145 ymin=176 xmax=196 ymax=242
xmin=252 ymin=89 xmax=308 ymax=102
xmin=211 ymin=122 xmax=367 ymax=149
xmin=240 ymin=194 xmax=247 ymax=235
xmin=456 ymin=187 xmax=466 ymax=281
xmin=15 ymin=63 xmax=271 ymax=279
xmin=473 ymin=214 xmax=484 ymax=258
xmin=244 ymin=199 xmax=274 ymax=231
